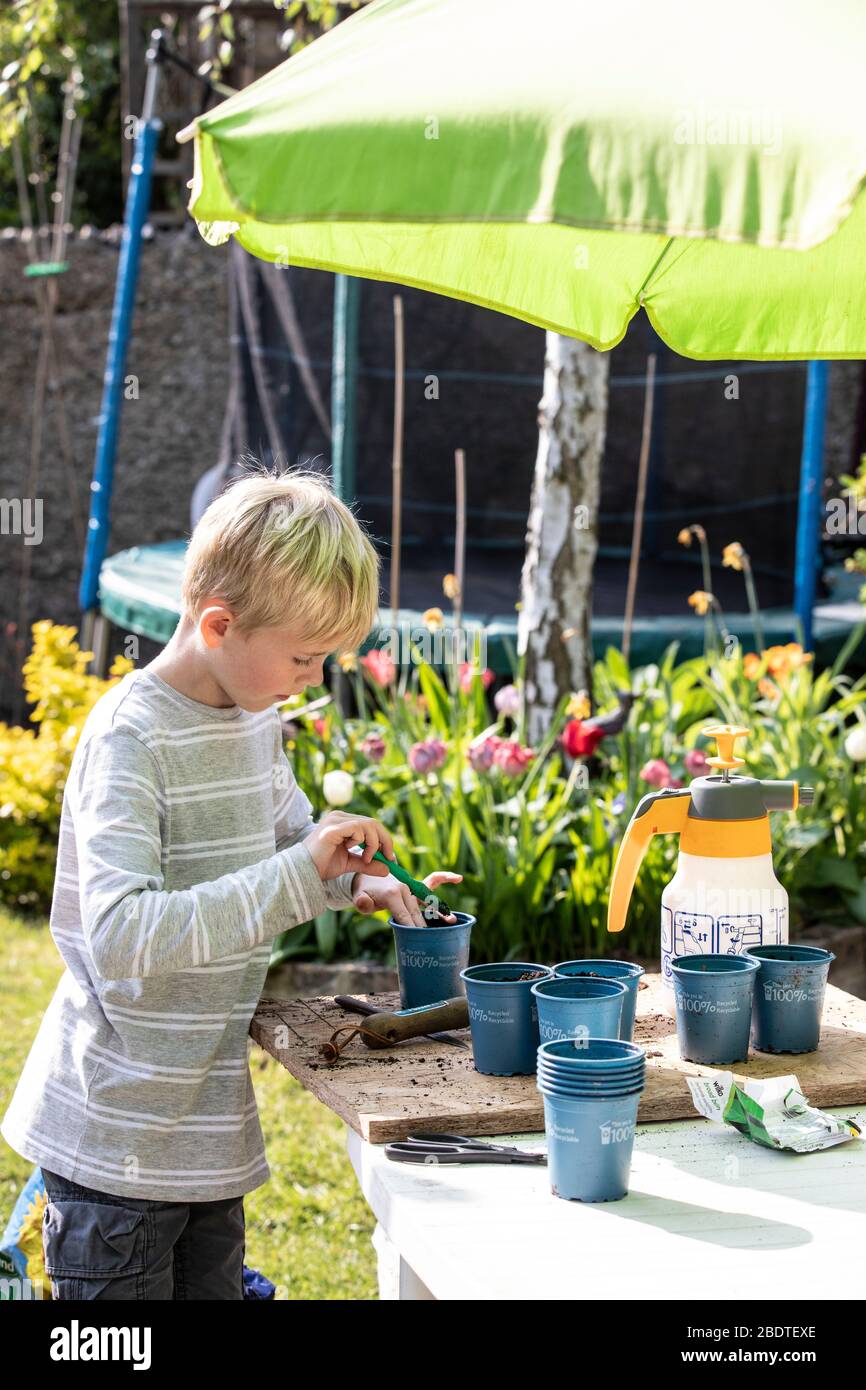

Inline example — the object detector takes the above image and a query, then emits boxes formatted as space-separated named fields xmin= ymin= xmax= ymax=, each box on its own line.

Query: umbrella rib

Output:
xmin=635 ymin=236 xmax=677 ymax=304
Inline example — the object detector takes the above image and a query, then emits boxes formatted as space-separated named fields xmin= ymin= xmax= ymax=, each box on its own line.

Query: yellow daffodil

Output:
xmin=337 ymin=651 xmax=358 ymax=673
xmin=722 ymin=541 xmax=746 ymax=571
xmin=567 ymin=690 xmax=591 ymax=719
xmin=442 ymin=573 xmax=461 ymax=600
xmin=423 ymin=607 xmax=444 ymax=632
xmin=688 ymin=590 xmax=713 ymax=616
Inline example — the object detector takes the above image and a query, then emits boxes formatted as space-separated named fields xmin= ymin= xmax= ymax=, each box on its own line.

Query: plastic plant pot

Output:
xmin=670 ymin=954 xmax=759 ymax=1064
xmin=745 ymin=944 xmax=835 ymax=1055
xmin=537 ymin=1060 xmax=645 ymax=1086
xmin=537 ymin=1077 xmax=645 ymax=1099
xmin=537 ymin=1038 xmax=646 ymax=1070
xmin=553 ymin=960 xmax=645 ymax=1041
xmin=531 ymin=977 xmax=626 ymax=1045
xmin=460 ymin=962 xmax=553 ymax=1075
xmin=537 ymin=1088 xmax=643 ymax=1202
xmin=391 ymin=912 xmax=475 ymax=1009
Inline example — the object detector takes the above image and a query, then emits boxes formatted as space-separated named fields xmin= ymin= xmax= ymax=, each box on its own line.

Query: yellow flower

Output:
xmin=688 ymin=590 xmax=713 ymax=616
xmin=677 ymin=528 xmax=692 ymax=547
xmin=745 ymin=643 xmax=812 ymax=684
xmin=443 ymin=573 xmax=461 ymax=600
xmin=337 ymin=651 xmax=358 ymax=673
xmin=743 ymin=652 xmax=762 ymax=680
xmin=567 ymin=690 xmax=591 ymax=719
xmin=722 ymin=541 xmax=745 ymax=571
xmin=423 ymin=607 xmax=444 ymax=632
xmin=783 ymin=642 xmax=812 ymax=671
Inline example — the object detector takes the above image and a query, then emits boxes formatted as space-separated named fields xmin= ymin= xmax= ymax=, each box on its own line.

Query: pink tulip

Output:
xmin=361 ymin=649 xmax=396 ymax=687
xmin=640 ymin=758 xmax=672 ymax=788
xmin=494 ymin=683 xmax=521 ymax=717
xmin=467 ymin=737 xmax=499 ymax=772
xmin=684 ymin=748 xmax=709 ymax=776
xmin=360 ymin=732 xmax=386 ymax=763
xmin=493 ymin=738 xmax=535 ymax=778
xmin=408 ymin=738 xmax=448 ymax=774
xmin=459 ymin=662 xmax=495 ymax=694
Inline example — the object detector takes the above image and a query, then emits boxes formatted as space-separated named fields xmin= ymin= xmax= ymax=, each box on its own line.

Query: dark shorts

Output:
xmin=41 ymin=1168 xmax=246 ymax=1301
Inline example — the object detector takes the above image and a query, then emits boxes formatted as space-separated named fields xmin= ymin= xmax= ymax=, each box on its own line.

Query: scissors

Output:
xmin=384 ymin=1132 xmax=547 ymax=1165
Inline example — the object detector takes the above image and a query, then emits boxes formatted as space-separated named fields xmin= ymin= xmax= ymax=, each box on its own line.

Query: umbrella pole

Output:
xmin=622 ymin=353 xmax=657 ymax=668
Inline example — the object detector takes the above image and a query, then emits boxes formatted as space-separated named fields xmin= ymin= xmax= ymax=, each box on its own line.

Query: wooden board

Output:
xmin=250 ymin=974 xmax=866 ymax=1144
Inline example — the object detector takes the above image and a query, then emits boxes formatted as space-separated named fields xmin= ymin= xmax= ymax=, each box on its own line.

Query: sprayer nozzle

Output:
xmin=799 ymin=786 xmax=815 ymax=807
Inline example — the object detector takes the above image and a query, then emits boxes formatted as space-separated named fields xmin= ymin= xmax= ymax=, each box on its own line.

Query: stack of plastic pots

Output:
xmin=536 ymin=1039 xmax=646 ymax=1202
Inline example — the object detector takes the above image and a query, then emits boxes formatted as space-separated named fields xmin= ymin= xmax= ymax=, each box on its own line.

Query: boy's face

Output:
xmin=200 ymin=603 xmax=335 ymax=711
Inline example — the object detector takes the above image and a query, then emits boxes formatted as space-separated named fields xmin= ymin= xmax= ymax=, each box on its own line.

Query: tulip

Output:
xmin=640 ymin=758 xmax=672 ymax=788
xmin=493 ymin=739 xmax=535 ymax=777
xmin=467 ymin=737 xmax=498 ymax=772
xmin=845 ymin=726 xmax=866 ymax=762
xmin=361 ymin=649 xmax=397 ymax=686
xmin=684 ymin=748 xmax=709 ymax=776
xmin=360 ymin=733 xmax=386 ymax=763
xmin=562 ymin=720 xmax=604 ymax=759
xmin=408 ymin=738 xmax=448 ymax=774
xmin=323 ymin=770 xmax=354 ymax=807
xmin=494 ymin=683 xmax=521 ymax=717
xmin=459 ymin=662 xmax=494 ymax=693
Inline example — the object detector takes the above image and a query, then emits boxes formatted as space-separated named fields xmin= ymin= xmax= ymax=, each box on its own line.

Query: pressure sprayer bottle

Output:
xmin=607 ymin=724 xmax=814 ymax=1014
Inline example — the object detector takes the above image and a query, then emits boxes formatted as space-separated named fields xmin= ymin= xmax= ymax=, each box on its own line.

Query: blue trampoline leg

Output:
xmin=793 ymin=361 xmax=829 ymax=652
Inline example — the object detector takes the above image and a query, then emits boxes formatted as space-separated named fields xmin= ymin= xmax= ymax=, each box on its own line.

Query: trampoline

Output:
xmin=98 ymin=540 xmax=864 ymax=675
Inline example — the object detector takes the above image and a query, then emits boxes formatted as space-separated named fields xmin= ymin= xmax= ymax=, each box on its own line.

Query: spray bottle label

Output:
xmin=662 ymin=906 xmax=787 ymax=981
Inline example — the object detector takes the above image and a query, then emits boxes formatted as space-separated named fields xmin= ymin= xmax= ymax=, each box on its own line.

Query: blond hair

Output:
xmin=181 ymin=464 xmax=381 ymax=650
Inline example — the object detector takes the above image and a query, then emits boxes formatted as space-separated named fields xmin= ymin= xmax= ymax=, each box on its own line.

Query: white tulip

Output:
xmin=323 ymin=769 xmax=355 ymax=806
xmin=845 ymin=726 xmax=866 ymax=762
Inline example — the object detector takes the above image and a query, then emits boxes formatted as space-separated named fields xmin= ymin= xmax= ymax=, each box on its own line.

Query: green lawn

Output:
xmin=0 ymin=907 xmax=377 ymax=1300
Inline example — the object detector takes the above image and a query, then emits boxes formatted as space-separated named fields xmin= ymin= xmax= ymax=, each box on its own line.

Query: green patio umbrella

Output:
xmin=178 ymin=0 xmax=866 ymax=359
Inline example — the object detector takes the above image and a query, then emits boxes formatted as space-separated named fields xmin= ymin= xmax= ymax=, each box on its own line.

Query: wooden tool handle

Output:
xmin=360 ymin=997 xmax=469 ymax=1048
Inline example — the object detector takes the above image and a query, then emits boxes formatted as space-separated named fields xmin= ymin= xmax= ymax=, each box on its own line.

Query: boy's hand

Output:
xmin=305 ymin=811 xmax=396 ymax=881
xmin=351 ymin=869 xmax=463 ymax=926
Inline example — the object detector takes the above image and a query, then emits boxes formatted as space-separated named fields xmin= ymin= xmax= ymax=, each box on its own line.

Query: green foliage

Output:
xmin=0 ymin=0 xmax=121 ymax=229
xmin=277 ymin=631 xmax=866 ymax=965
xmin=0 ymin=622 xmax=133 ymax=911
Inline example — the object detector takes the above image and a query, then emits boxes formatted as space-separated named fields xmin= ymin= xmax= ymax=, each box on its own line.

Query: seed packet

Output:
xmin=0 ymin=1166 xmax=50 ymax=1299
xmin=687 ymin=1071 xmax=862 ymax=1153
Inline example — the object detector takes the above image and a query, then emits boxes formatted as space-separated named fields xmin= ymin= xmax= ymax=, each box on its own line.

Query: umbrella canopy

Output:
xmin=179 ymin=0 xmax=866 ymax=359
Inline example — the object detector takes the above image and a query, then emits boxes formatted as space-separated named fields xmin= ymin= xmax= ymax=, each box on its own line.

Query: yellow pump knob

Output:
xmin=701 ymin=723 xmax=749 ymax=771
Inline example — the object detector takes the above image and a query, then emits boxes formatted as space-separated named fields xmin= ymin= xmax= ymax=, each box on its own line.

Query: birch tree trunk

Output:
xmin=518 ymin=333 xmax=610 ymax=747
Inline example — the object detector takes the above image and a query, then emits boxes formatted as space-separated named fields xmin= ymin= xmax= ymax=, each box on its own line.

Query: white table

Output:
xmin=347 ymin=1106 xmax=866 ymax=1300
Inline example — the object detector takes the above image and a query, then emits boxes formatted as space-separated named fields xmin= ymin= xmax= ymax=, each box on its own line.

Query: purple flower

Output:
xmin=467 ymin=738 xmax=498 ymax=773
xmin=408 ymin=738 xmax=448 ymax=774
xmin=360 ymin=732 xmax=386 ymax=763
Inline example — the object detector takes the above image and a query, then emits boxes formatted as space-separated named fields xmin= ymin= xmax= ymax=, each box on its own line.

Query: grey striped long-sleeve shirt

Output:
xmin=1 ymin=667 xmax=358 ymax=1201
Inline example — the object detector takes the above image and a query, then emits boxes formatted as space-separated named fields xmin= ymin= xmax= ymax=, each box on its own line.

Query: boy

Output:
xmin=1 ymin=468 xmax=461 ymax=1300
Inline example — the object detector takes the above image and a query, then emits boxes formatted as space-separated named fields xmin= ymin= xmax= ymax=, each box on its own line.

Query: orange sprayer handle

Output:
xmin=607 ymin=789 xmax=691 ymax=934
